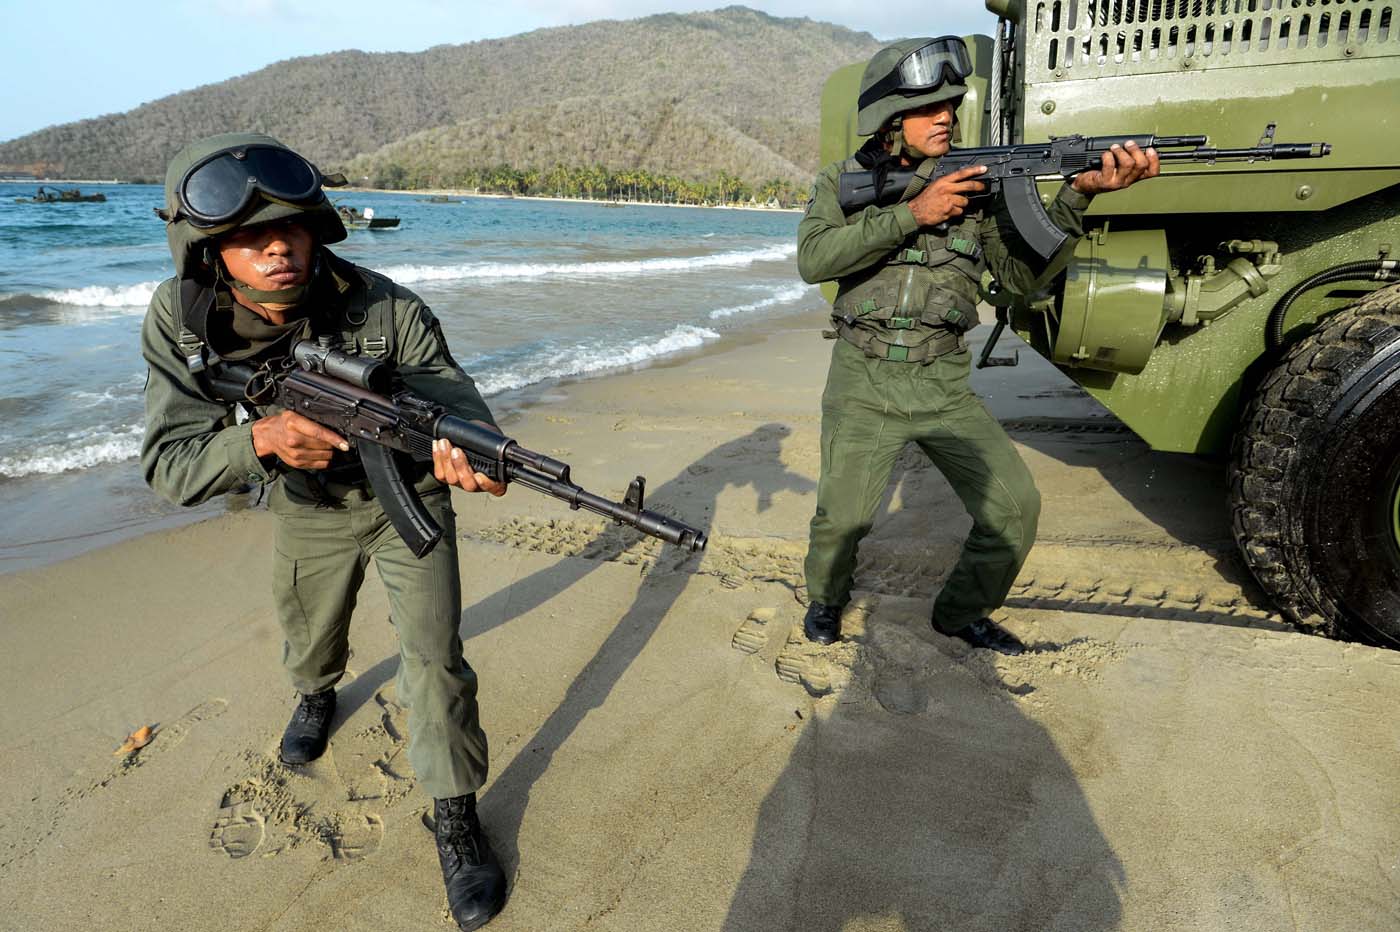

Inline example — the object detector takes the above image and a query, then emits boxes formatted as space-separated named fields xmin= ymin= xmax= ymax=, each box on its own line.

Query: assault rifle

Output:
xmin=836 ymin=124 xmax=1332 ymax=260
xmin=212 ymin=338 xmax=709 ymax=558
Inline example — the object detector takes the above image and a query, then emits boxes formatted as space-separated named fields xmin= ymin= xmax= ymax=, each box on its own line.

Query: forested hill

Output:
xmin=0 ymin=6 xmax=881 ymax=187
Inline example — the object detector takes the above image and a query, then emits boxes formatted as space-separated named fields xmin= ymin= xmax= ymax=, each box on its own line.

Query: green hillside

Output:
xmin=0 ymin=7 xmax=880 ymax=187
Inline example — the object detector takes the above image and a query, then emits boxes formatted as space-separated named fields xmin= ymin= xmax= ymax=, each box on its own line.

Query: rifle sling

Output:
xmin=898 ymin=157 xmax=940 ymax=204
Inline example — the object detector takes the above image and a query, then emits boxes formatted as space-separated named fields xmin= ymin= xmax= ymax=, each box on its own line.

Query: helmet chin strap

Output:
xmin=886 ymin=115 xmax=905 ymax=158
xmin=219 ymin=254 xmax=320 ymax=308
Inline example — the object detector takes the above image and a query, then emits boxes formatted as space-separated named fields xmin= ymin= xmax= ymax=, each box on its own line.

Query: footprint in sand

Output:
xmin=873 ymin=671 xmax=928 ymax=715
xmin=375 ymin=689 xmax=406 ymax=743
xmin=209 ymin=801 xmax=266 ymax=860
xmin=774 ymin=627 xmax=832 ymax=696
xmin=731 ymin=608 xmax=776 ymax=654
xmin=325 ymin=814 xmax=384 ymax=861
xmin=336 ymin=689 xmax=414 ymax=803
xmin=161 ymin=698 xmax=230 ymax=750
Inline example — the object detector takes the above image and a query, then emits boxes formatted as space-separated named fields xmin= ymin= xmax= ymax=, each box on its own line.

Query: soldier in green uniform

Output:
xmin=799 ymin=38 xmax=1158 ymax=653
xmin=141 ymin=133 xmax=507 ymax=931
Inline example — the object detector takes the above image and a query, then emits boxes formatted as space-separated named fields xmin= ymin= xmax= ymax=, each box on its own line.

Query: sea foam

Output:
xmin=382 ymin=243 xmax=796 ymax=284
xmin=38 ymin=281 xmax=161 ymax=308
xmin=474 ymin=324 xmax=720 ymax=396
xmin=709 ymin=283 xmax=814 ymax=319
xmin=0 ymin=425 xmax=144 ymax=478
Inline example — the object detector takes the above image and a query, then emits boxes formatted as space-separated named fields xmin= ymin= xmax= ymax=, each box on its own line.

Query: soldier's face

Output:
xmin=900 ymin=100 xmax=957 ymax=159
xmin=217 ymin=219 xmax=314 ymax=295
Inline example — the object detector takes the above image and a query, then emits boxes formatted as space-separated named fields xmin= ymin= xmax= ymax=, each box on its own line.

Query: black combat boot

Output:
xmin=803 ymin=601 xmax=842 ymax=645
xmin=936 ymin=617 xmax=1027 ymax=656
xmin=436 ymin=794 xmax=508 ymax=931
xmin=279 ymin=689 xmax=336 ymax=765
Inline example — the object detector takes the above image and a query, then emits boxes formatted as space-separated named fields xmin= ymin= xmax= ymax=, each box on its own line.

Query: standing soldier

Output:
xmin=798 ymin=38 xmax=1158 ymax=652
xmin=142 ymin=133 xmax=507 ymax=931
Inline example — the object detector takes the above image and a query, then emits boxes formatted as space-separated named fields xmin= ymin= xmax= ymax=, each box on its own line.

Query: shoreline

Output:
xmin=341 ymin=186 xmax=804 ymax=213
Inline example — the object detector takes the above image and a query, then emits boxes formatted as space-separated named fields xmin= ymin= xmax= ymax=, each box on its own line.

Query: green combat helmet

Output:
xmin=857 ymin=36 xmax=975 ymax=138
xmin=159 ymin=132 xmax=346 ymax=283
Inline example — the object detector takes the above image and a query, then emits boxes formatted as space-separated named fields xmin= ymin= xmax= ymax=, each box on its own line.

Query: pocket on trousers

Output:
xmin=821 ymin=417 xmax=843 ymax=476
xmin=271 ymin=545 xmax=311 ymax=638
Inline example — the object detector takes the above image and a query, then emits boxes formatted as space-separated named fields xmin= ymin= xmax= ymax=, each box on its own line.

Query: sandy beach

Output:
xmin=2 ymin=311 xmax=1397 ymax=932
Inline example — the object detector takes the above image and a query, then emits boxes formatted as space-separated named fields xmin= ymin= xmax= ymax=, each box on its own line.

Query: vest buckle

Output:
xmin=948 ymin=237 xmax=983 ymax=260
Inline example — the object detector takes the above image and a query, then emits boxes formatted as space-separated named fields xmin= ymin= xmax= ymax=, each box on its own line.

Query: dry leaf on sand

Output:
xmin=114 ymin=725 xmax=156 ymax=756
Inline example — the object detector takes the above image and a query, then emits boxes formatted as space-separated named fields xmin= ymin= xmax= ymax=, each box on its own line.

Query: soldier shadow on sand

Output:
xmin=722 ymin=654 xmax=1126 ymax=931
xmin=336 ymin=424 xmax=807 ymax=729
xmin=722 ymin=448 xmax=1125 ymax=930
xmin=452 ymin=423 xmax=814 ymax=868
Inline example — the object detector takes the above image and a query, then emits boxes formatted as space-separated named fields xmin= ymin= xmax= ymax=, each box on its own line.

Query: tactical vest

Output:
xmin=830 ymin=157 xmax=987 ymax=363
xmin=172 ymin=254 xmax=405 ymax=497
xmin=174 ymin=255 xmax=394 ymax=382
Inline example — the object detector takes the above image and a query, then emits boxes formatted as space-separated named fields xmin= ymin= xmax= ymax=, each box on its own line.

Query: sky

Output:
xmin=0 ymin=0 xmax=998 ymax=143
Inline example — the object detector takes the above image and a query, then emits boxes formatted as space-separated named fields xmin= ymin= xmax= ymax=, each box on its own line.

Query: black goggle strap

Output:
xmin=859 ymin=37 xmax=972 ymax=112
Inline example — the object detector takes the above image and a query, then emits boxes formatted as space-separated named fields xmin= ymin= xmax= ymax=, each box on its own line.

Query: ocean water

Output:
xmin=0 ymin=182 xmax=814 ymax=569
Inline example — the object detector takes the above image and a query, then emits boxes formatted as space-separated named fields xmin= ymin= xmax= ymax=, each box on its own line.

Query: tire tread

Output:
xmin=1230 ymin=285 xmax=1400 ymax=638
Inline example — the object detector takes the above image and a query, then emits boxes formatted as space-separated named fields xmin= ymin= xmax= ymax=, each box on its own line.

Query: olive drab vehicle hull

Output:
xmin=818 ymin=0 xmax=1400 ymax=645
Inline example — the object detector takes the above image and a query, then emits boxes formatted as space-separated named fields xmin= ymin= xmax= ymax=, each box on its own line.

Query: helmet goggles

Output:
xmin=858 ymin=36 xmax=973 ymax=113
xmin=170 ymin=145 xmax=324 ymax=228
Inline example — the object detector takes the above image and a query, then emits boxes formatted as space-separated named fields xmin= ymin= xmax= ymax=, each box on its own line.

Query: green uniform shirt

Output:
xmin=141 ymin=252 xmax=495 ymax=507
xmin=796 ymin=158 xmax=1093 ymax=295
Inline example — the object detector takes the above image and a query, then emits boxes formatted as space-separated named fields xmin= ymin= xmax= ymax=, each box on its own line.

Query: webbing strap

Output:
xmin=898 ymin=157 xmax=941 ymax=204
xmin=176 ymin=277 xmax=221 ymax=374
xmin=834 ymin=319 xmax=965 ymax=363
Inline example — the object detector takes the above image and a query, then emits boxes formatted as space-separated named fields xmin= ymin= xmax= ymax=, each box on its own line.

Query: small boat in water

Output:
xmin=336 ymin=204 xmax=400 ymax=230
xmin=14 ymin=185 xmax=107 ymax=204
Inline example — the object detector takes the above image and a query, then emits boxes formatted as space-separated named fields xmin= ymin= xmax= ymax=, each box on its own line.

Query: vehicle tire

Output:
xmin=1230 ymin=284 xmax=1400 ymax=646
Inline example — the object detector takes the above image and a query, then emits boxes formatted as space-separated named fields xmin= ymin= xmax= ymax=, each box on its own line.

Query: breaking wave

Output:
xmin=0 ymin=424 xmax=143 ymax=478
xmin=0 ymin=281 xmax=163 ymax=309
xmin=381 ymin=243 xmax=796 ymax=284
xmin=474 ymin=325 xmax=720 ymax=395
xmin=709 ymin=283 xmax=815 ymax=319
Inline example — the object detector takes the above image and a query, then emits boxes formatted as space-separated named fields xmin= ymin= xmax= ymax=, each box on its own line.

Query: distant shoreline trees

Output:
xmin=353 ymin=162 xmax=807 ymax=209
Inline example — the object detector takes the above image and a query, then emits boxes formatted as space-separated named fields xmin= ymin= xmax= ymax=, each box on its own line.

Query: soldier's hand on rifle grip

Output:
xmin=252 ymin=410 xmax=349 ymax=470
xmin=1071 ymin=140 xmax=1161 ymax=194
xmin=908 ymin=165 xmax=988 ymax=227
xmin=433 ymin=435 xmax=506 ymax=496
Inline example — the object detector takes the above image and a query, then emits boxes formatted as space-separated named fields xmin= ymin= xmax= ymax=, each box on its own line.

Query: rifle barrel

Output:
xmin=1156 ymin=142 xmax=1331 ymax=162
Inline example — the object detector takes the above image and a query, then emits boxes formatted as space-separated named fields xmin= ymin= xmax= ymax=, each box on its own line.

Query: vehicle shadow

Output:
xmin=966 ymin=329 xmax=1278 ymax=617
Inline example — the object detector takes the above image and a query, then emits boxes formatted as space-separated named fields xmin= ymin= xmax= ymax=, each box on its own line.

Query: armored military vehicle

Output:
xmin=819 ymin=0 xmax=1400 ymax=645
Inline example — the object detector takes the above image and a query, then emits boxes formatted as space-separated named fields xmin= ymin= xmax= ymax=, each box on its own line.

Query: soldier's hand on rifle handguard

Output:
xmin=1069 ymin=139 xmax=1161 ymax=195
xmin=431 ymin=435 xmax=506 ymax=496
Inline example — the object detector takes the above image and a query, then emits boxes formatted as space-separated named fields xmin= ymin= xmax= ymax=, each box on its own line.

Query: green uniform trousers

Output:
xmin=268 ymin=480 xmax=488 ymax=800
xmin=804 ymin=339 xmax=1041 ymax=630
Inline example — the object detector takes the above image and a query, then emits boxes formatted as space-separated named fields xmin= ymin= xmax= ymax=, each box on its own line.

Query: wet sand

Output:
xmin=2 ymin=313 xmax=1397 ymax=931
